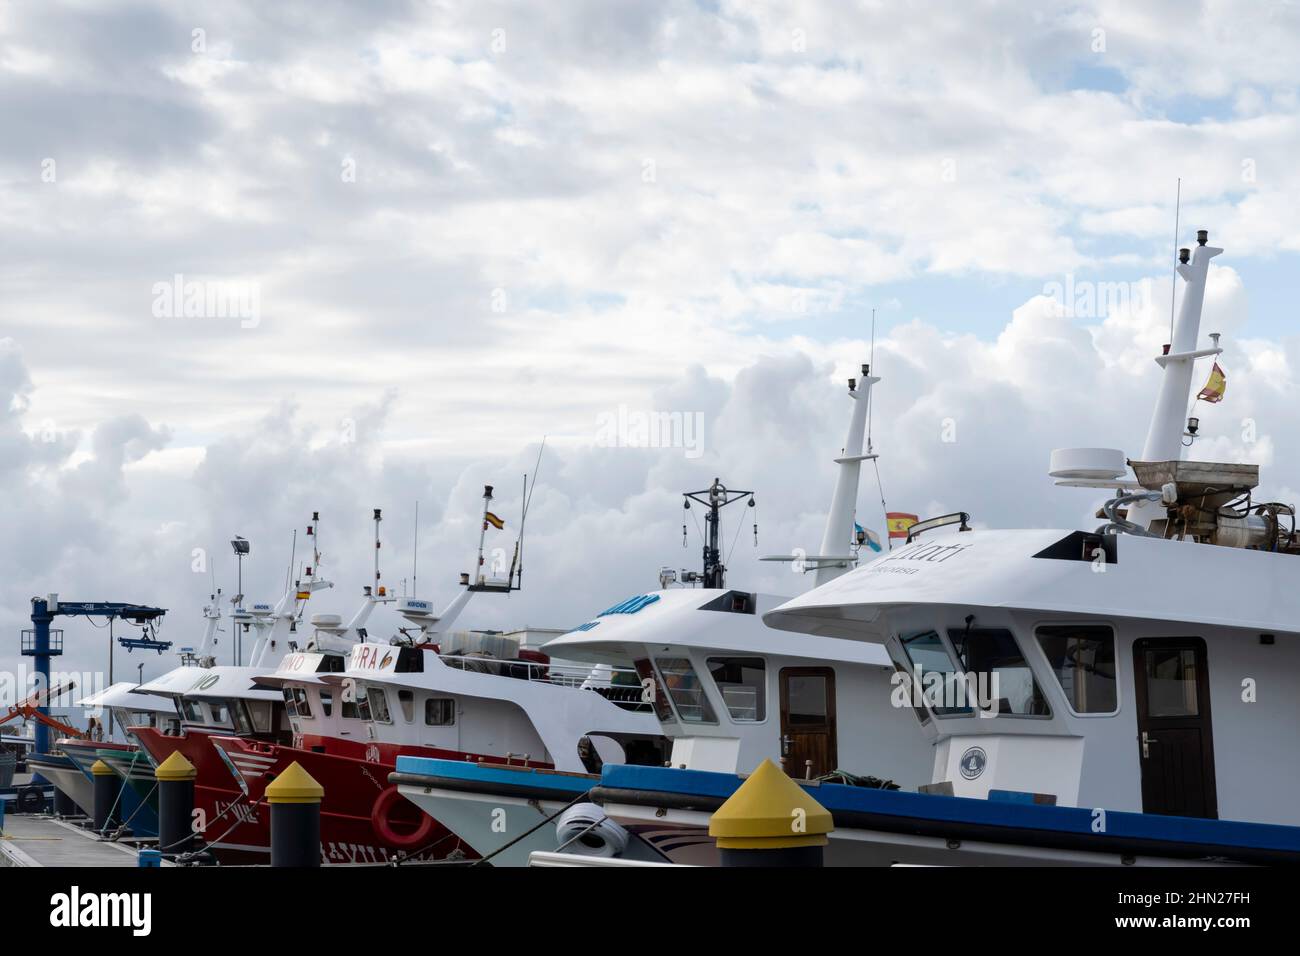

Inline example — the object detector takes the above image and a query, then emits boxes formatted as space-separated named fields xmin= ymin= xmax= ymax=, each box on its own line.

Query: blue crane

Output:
xmin=23 ymin=596 xmax=168 ymax=757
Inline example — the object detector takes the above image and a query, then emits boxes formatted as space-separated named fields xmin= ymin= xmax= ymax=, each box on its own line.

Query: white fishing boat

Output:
xmin=391 ymin=367 xmax=934 ymax=864
xmin=126 ymin=523 xmax=335 ymax=861
xmin=393 ymin=230 xmax=1300 ymax=866
xmin=204 ymin=483 xmax=644 ymax=864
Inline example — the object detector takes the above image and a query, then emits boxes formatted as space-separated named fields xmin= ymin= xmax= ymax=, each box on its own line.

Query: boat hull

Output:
xmin=130 ymin=727 xmax=268 ymax=864
xmin=208 ymin=735 xmax=477 ymax=865
xmin=392 ymin=758 xmax=1300 ymax=867
xmin=24 ymin=753 xmax=93 ymax=817
xmin=60 ymin=740 xmax=159 ymax=837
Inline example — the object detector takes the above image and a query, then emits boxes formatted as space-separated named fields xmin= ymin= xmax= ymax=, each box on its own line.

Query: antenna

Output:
xmin=1169 ymin=178 xmax=1181 ymax=343
xmin=373 ymin=508 xmax=383 ymax=596
xmin=285 ymin=528 xmax=297 ymax=594
xmin=867 ymin=308 xmax=877 ymax=452
xmin=683 ymin=478 xmax=754 ymax=589
xmin=412 ymin=500 xmax=419 ymax=598
xmin=512 ymin=437 xmax=546 ymax=590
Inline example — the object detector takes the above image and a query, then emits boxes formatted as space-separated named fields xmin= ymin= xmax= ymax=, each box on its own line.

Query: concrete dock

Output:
xmin=0 ymin=815 xmax=162 ymax=867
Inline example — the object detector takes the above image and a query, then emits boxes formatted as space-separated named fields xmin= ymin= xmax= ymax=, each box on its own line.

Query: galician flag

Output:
xmin=855 ymin=522 xmax=882 ymax=552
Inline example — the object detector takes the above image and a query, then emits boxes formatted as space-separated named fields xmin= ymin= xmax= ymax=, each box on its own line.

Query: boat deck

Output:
xmin=0 ymin=815 xmax=162 ymax=867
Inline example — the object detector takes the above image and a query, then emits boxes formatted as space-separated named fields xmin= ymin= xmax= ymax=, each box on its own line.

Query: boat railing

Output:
xmin=434 ymin=653 xmax=651 ymax=709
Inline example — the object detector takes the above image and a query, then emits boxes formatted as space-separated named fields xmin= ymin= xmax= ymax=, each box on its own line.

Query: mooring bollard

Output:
xmin=708 ymin=758 xmax=833 ymax=867
xmin=266 ymin=761 xmax=323 ymax=867
xmin=154 ymin=751 xmax=197 ymax=856
xmin=138 ymin=848 xmax=162 ymax=867
xmin=90 ymin=760 xmax=120 ymax=834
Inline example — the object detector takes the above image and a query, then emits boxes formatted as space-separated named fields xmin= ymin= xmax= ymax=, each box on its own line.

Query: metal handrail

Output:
xmin=430 ymin=653 xmax=649 ymax=708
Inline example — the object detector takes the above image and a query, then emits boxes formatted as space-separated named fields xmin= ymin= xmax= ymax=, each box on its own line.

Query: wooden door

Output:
xmin=779 ymin=667 xmax=837 ymax=780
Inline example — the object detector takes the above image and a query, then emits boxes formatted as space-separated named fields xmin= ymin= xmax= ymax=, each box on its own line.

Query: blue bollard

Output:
xmin=138 ymin=848 xmax=162 ymax=867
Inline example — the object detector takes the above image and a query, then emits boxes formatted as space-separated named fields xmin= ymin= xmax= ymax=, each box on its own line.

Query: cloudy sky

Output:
xmin=3 ymin=0 xmax=1300 ymax=699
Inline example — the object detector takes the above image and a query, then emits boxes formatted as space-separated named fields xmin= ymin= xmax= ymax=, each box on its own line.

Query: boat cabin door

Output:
xmin=1132 ymin=637 xmax=1218 ymax=819
xmin=778 ymin=667 xmax=837 ymax=780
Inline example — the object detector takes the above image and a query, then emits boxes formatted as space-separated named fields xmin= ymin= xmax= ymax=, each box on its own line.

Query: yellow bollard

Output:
xmin=154 ymin=751 xmax=197 ymax=856
xmin=709 ymin=758 xmax=833 ymax=867
xmin=265 ymin=761 xmax=323 ymax=867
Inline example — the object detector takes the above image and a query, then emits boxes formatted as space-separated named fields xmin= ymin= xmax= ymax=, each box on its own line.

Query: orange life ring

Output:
xmin=370 ymin=785 xmax=436 ymax=848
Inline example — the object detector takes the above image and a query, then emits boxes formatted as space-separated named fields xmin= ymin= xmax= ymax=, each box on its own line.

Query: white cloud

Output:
xmin=4 ymin=1 xmax=1300 ymax=698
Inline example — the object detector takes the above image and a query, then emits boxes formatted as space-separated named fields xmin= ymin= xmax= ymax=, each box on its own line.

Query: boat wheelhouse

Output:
xmin=396 ymin=229 xmax=1300 ymax=866
xmin=392 ymin=366 xmax=935 ymax=863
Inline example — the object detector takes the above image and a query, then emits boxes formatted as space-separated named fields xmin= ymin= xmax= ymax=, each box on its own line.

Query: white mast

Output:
xmin=1128 ymin=229 xmax=1223 ymax=529
xmin=196 ymin=596 xmax=222 ymax=662
xmin=815 ymin=367 xmax=877 ymax=586
xmin=254 ymin=512 xmax=335 ymax=664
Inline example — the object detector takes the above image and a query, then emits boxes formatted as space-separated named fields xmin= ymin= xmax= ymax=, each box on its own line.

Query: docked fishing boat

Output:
xmin=213 ymin=594 xmax=665 ymax=863
xmin=210 ymin=471 xmax=669 ymax=863
xmin=54 ymin=683 xmax=186 ymax=835
xmin=394 ymin=230 xmax=1300 ymax=866
xmin=208 ymin=592 xmax=482 ymax=864
xmin=129 ymin=540 xmax=332 ymax=862
xmin=391 ymin=367 xmax=933 ymax=864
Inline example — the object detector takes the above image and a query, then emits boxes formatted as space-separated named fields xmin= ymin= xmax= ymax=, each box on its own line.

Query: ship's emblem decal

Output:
xmin=959 ymin=746 xmax=987 ymax=780
xmin=366 ymin=744 xmax=381 ymax=763
xmin=379 ymin=652 xmax=394 ymax=670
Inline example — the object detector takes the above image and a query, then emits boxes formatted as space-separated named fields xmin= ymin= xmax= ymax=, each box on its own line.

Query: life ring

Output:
xmin=17 ymin=785 xmax=46 ymax=814
xmin=370 ymin=785 xmax=436 ymax=848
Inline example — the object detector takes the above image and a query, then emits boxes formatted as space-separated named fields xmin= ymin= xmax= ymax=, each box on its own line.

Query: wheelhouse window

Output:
xmin=633 ymin=659 xmax=673 ymax=723
xmin=246 ymin=700 xmax=273 ymax=733
xmin=397 ymin=689 xmax=415 ymax=723
xmin=1142 ymin=645 xmax=1199 ymax=717
xmin=318 ymin=690 xmax=333 ymax=717
xmin=425 ymin=698 xmax=455 ymax=726
xmin=231 ymin=701 xmax=254 ymax=736
xmin=949 ymin=627 xmax=1050 ymax=717
xmin=283 ymin=687 xmax=312 ymax=719
xmin=1036 ymin=624 xmax=1118 ymax=715
xmin=899 ymin=630 xmax=971 ymax=716
xmin=181 ymin=699 xmax=204 ymax=723
xmin=366 ymin=687 xmax=392 ymax=724
xmin=706 ymin=657 xmax=765 ymax=721
xmin=210 ymin=701 xmax=232 ymax=726
xmin=784 ymin=672 xmax=830 ymax=726
xmin=654 ymin=657 xmax=716 ymax=724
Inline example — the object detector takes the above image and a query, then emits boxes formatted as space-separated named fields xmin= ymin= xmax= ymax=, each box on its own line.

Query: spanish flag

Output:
xmin=296 ymin=590 xmax=311 ymax=600
xmin=1197 ymin=362 xmax=1227 ymax=404
xmin=886 ymin=512 xmax=919 ymax=540
xmin=483 ymin=511 xmax=505 ymax=530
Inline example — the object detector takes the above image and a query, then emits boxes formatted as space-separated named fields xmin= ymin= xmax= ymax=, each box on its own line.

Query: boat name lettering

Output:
xmin=883 ymin=542 xmax=971 ymax=564
xmin=597 ymin=594 xmax=661 ymax=617
xmin=351 ymin=645 xmax=396 ymax=670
